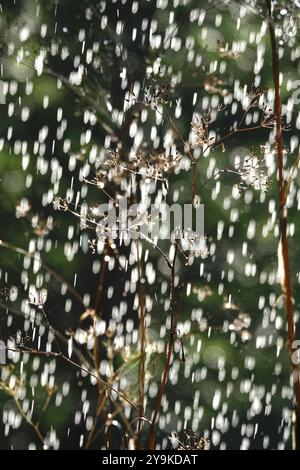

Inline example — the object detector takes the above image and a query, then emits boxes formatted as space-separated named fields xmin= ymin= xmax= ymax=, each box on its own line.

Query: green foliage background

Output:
xmin=0 ymin=0 xmax=299 ymax=450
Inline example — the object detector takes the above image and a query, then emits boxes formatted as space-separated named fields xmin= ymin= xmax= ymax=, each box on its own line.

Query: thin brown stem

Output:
xmin=151 ymin=105 xmax=196 ymax=163
xmin=85 ymin=253 xmax=108 ymax=448
xmin=136 ymin=241 xmax=146 ymax=444
xmin=139 ymin=232 xmax=172 ymax=269
xmin=203 ymin=125 xmax=263 ymax=155
xmin=5 ymin=346 xmax=148 ymax=420
xmin=267 ymin=0 xmax=300 ymax=413
xmin=149 ymin=242 xmax=178 ymax=449
xmin=13 ymin=396 xmax=45 ymax=446
xmin=40 ymin=307 xmax=62 ymax=355
xmin=85 ymin=392 xmax=107 ymax=449
xmin=93 ymin=253 xmax=108 ymax=370
xmin=191 ymin=161 xmax=197 ymax=204
xmin=0 ymin=240 xmax=84 ymax=305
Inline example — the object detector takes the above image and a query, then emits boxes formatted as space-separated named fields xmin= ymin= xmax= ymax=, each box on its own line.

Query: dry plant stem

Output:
xmin=0 ymin=300 xmax=93 ymax=368
xmin=58 ymin=204 xmax=173 ymax=270
xmin=204 ymin=124 xmax=262 ymax=155
xmin=149 ymin=242 xmax=178 ymax=449
xmin=167 ymin=110 xmax=196 ymax=164
xmin=0 ymin=240 xmax=84 ymax=305
xmin=13 ymin=395 xmax=45 ymax=446
xmin=193 ymin=103 xmax=266 ymax=196
xmin=198 ymin=157 xmax=249 ymax=191
xmin=152 ymin=106 xmax=197 ymax=201
xmin=86 ymin=254 xmax=109 ymax=448
xmin=139 ymin=232 xmax=172 ymax=269
xmin=136 ymin=241 xmax=146 ymax=442
xmin=191 ymin=161 xmax=197 ymax=203
xmin=112 ymin=401 xmax=134 ymax=438
xmin=93 ymin=253 xmax=108 ymax=370
xmin=152 ymin=106 xmax=195 ymax=163
xmin=40 ymin=307 xmax=62 ymax=355
xmin=85 ymin=363 xmax=134 ymax=448
xmin=88 ymin=407 xmax=134 ymax=449
xmin=267 ymin=0 xmax=300 ymax=412
xmin=6 ymin=346 xmax=148 ymax=420
xmin=85 ymin=392 xmax=107 ymax=449
xmin=86 ymin=374 xmax=136 ymax=448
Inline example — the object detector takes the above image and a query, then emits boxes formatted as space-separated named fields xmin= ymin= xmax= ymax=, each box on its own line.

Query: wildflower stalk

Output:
xmin=93 ymin=252 xmax=108 ymax=370
xmin=85 ymin=393 xmax=107 ymax=449
xmin=136 ymin=241 xmax=146 ymax=445
xmin=148 ymin=104 xmax=197 ymax=202
xmin=149 ymin=242 xmax=178 ymax=449
xmin=85 ymin=252 xmax=108 ymax=448
xmin=266 ymin=0 xmax=300 ymax=424
xmin=5 ymin=346 xmax=147 ymax=419
xmin=13 ymin=395 xmax=45 ymax=446
xmin=0 ymin=240 xmax=84 ymax=305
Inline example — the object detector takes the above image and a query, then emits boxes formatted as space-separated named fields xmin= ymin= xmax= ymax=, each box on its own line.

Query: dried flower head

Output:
xmin=28 ymin=287 xmax=48 ymax=308
xmin=132 ymin=150 xmax=181 ymax=179
xmin=140 ymin=73 xmax=172 ymax=108
xmin=0 ymin=286 xmax=18 ymax=301
xmin=176 ymin=229 xmax=209 ymax=258
xmin=15 ymin=198 xmax=31 ymax=218
xmin=191 ymin=113 xmax=212 ymax=150
xmin=9 ymin=330 xmax=31 ymax=348
xmin=247 ymin=85 xmax=267 ymax=106
xmin=33 ymin=218 xmax=54 ymax=236
xmin=217 ymin=40 xmax=239 ymax=59
xmin=169 ymin=430 xmax=209 ymax=450
xmin=204 ymin=76 xmax=228 ymax=96
xmin=237 ymin=153 xmax=269 ymax=193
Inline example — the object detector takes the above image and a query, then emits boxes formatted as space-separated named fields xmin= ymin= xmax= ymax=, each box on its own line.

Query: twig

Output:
xmin=13 ymin=395 xmax=45 ymax=446
xmin=40 ymin=307 xmax=62 ymax=355
xmin=4 ymin=346 xmax=149 ymax=421
xmin=191 ymin=161 xmax=197 ymax=204
xmin=139 ymin=232 xmax=172 ymax=270
xmin=149 ymin=242 xmax=178 ymax=449
xmin=266 ymin=0 xmax=300 ymax=415
xmin=0 ymin=300 xmax=92 ymax=369
xmin=0 ymin=240 xmax=84 ymax=305
xmin=136 ymin=241 xmax=146 ymax=444
xmin=85 ymin=252 xmax=108 ymax=448
xmin=93 ymin=252 xmax=108 ymax=370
